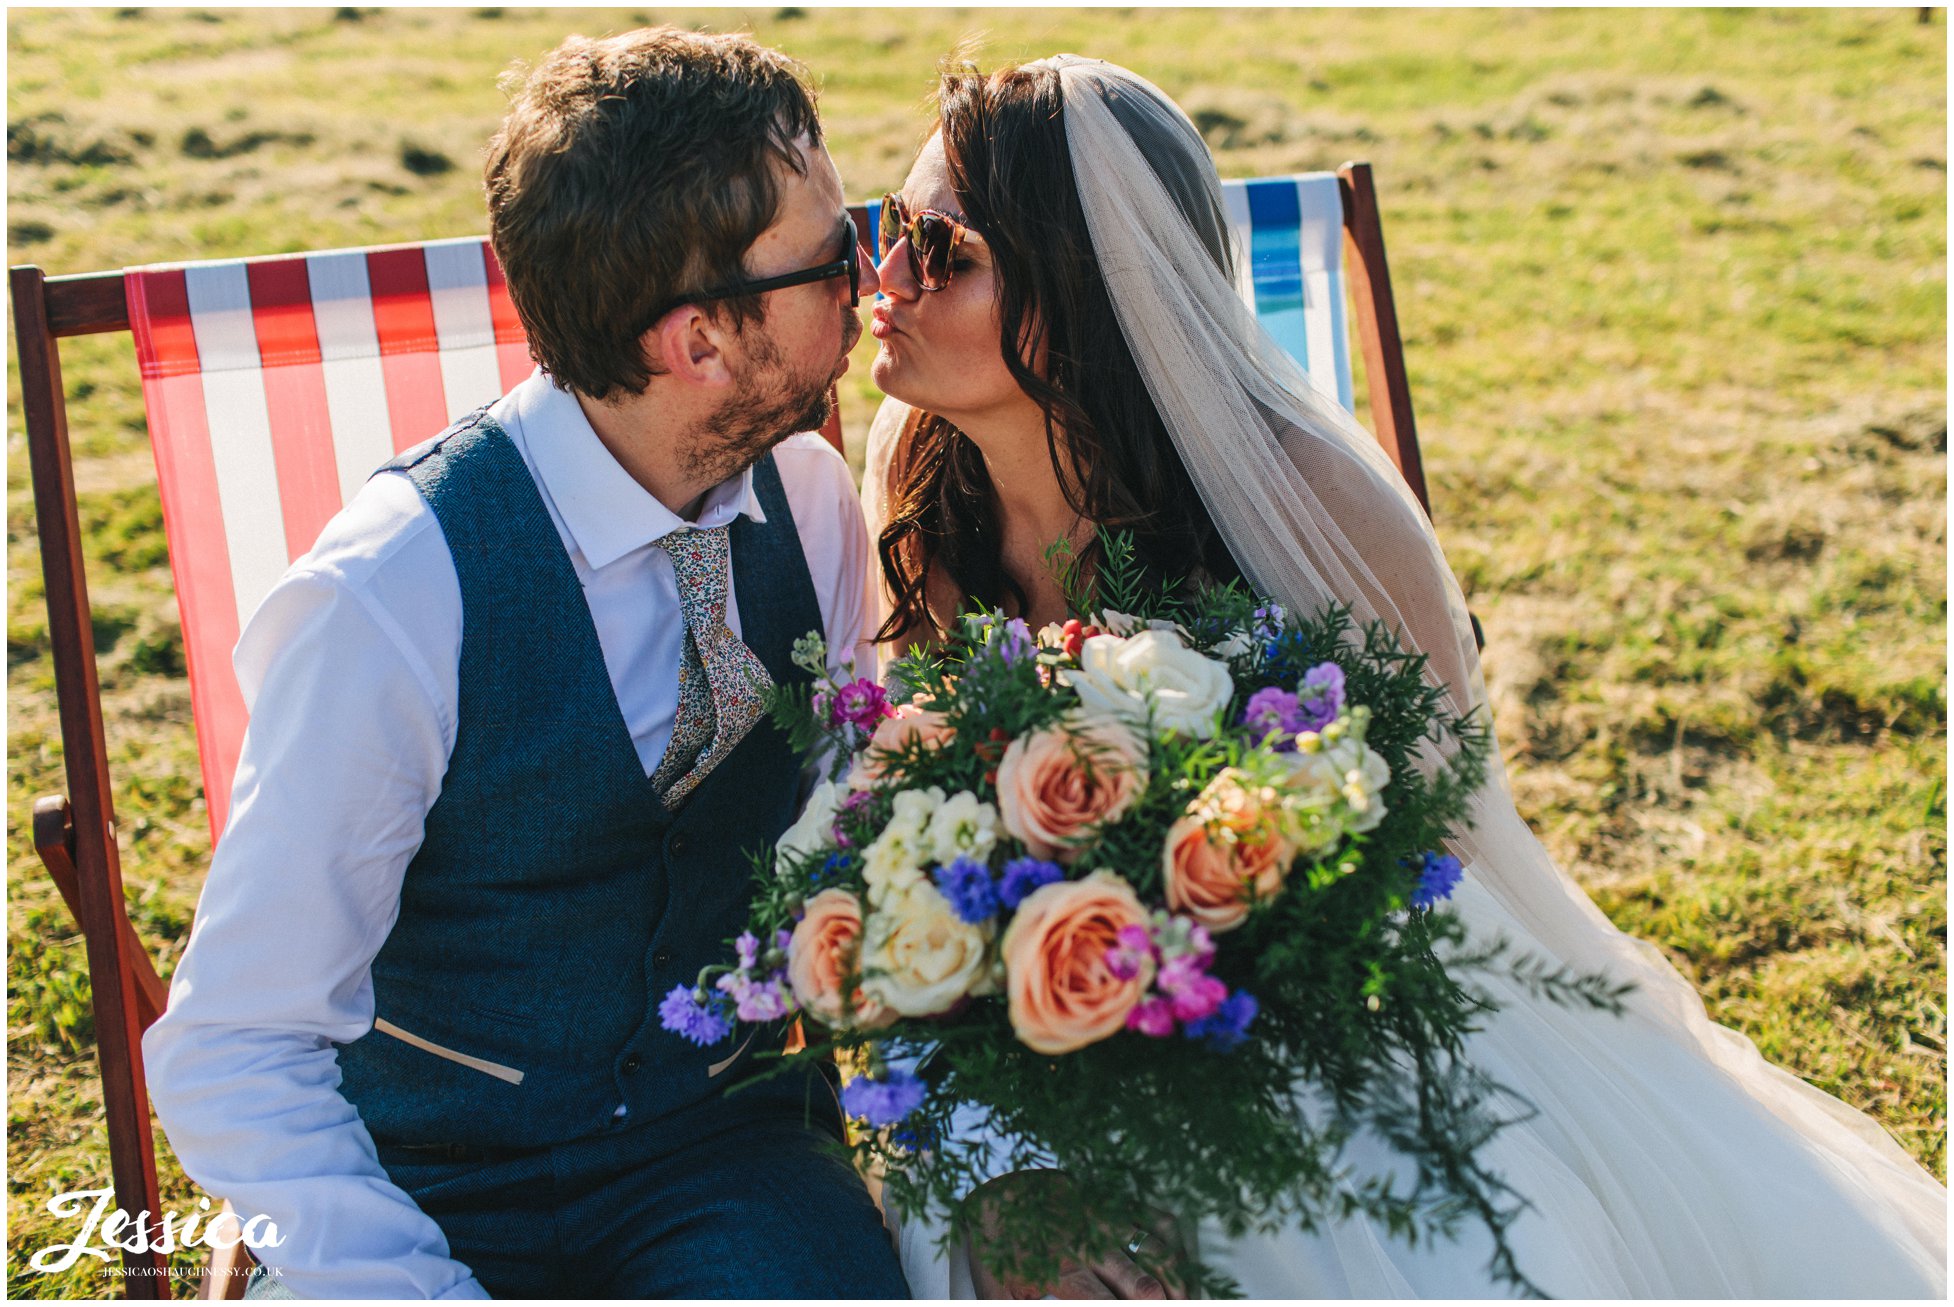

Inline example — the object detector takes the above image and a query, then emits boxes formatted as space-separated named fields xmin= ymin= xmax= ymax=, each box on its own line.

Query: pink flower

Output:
xmin=830 ymin=678 xmax=891 ymax=729
xmin=1103 ymin=924 xmax=1155 ymax=982
xmin=1125 ymin=997 xmax=1178 ymax=1038
xmin=1167 ymin=972 xmax=1229 ymax=1024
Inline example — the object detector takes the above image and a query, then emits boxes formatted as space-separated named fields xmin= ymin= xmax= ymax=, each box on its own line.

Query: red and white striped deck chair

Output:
xmin=14 ymin=161 xmax=1427 ymax=1300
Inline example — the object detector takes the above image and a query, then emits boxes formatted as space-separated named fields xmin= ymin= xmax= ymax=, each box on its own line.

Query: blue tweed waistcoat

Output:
xmin=332 ymin=410 xmax=824 ymax=1149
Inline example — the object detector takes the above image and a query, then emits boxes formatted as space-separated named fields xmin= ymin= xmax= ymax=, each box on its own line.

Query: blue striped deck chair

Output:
xmin=838 ymin=161 xmax=1431 ymax=518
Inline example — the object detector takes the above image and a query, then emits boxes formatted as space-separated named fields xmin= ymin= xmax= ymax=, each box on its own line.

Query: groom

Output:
xmin=142 ymin=27 xmax=909 ymax=1299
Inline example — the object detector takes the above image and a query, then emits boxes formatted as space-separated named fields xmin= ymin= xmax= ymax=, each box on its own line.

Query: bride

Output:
xmin=859 ymin=54 xmax=1946 ymax=1298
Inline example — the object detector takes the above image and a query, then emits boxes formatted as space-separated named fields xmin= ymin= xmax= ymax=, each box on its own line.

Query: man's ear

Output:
xmin=648 ymin=305 xmax=734 ymax=387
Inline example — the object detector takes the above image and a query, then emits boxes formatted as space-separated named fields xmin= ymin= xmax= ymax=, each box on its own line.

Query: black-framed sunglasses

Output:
xmin=878 ymin=192 xmax=970 ymax=292
xmin=639 ymin=213 xmax=861 ymax=334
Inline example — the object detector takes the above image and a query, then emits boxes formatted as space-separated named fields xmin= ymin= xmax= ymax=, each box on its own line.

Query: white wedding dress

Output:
xmin=860 ymin=54 xmax=1946 ymax=1300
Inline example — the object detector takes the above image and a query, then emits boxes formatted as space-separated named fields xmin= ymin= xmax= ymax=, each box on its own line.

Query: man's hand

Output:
xmin=964 ymin=1170 xmax=1188 ymax=1300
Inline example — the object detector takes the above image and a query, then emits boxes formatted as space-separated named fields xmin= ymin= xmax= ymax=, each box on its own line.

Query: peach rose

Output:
xmin=996 ymin=715 xmax=1149 ymax=862
xmin=1000 ymin=871 xmax=1152 ymax=1054
xmin=849 ymin=703 xmax=956 ymax=789
xmin=787 ymin=889 xmax=893 ymax=1030
xmin=1162 ymin=771 xmax=1294 ymax=932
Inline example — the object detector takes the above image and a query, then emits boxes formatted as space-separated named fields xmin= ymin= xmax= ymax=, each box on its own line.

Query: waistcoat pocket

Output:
xmin=373 ymin=1017 xmax=526 ymax=1085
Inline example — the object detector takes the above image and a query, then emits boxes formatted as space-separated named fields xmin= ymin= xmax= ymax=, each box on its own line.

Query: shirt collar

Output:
xmin=509 ymin=371 xmax=766 ymax=571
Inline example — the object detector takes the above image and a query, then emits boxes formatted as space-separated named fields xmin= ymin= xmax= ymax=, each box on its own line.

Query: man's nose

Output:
xmin=856 ymin=233 xmax=882 ymax=300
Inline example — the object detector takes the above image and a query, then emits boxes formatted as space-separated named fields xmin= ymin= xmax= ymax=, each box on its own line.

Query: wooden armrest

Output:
xmin=33 ymin=793 xmax=171 ymax=1032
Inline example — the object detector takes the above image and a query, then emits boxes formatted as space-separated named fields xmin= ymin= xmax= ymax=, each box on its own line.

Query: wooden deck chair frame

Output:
xmin=12 ymin=160 xmax=1425 ymax=1300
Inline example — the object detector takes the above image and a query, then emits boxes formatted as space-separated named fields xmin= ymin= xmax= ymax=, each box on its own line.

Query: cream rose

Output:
xmin=1058 ymin=629 xmax=1234 ymax=738
xmin=1000 ymin=870 xmax=1152 ymax=1054
xmin=777 ymin=777 xmax=846 ymax=863
xmin=788 ymin=889 xmax=894 ymax=1030
xmin=996 ymin=715 xmax=1149 ymax=862
xmin=859 ymin=882 xmax=996 ymax=1017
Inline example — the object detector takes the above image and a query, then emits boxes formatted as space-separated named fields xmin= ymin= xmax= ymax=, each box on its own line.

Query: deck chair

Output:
xmin=13 ymin=160 xmax=1429 ymax=1299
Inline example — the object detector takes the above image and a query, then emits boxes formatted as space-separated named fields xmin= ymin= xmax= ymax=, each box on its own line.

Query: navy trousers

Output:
xmin=354 ymin=1080 xmax=910 ymax=1298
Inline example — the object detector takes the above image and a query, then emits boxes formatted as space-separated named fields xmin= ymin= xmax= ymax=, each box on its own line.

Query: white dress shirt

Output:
xmin=141 ymin=371 xmax=877 ymax=1299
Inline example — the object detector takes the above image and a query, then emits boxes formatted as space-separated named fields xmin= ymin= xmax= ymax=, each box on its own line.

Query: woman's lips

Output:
xmin=870 ymin=307 xmax=901 ymax=340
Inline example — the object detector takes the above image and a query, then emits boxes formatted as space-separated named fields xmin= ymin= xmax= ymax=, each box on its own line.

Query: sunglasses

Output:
xmin=878 ymin=192 xmax=971 ymax=292
xmin=639 ymin=213 xmax=861 ymax=334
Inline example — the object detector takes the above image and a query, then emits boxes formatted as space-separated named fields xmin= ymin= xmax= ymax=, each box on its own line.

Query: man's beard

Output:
xmin=687 ymin=306 xmax=860 ymax=484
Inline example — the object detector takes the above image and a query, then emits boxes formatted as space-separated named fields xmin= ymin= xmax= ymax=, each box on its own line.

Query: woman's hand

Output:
xmin=964 ymin=1170 xmax=1188 ymax=1299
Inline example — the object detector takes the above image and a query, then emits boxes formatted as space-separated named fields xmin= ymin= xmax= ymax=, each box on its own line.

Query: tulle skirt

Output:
xmin=888 ymin=873 xmax=1947 ymax=1298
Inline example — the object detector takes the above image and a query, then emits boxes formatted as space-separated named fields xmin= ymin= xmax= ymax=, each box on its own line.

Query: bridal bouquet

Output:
xmin=663 ymin=533 xmax=1627 ymax=1297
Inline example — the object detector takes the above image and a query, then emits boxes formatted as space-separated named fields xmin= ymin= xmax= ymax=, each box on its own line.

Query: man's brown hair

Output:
xmin=485 ymin=27 xmax=823 ymax=399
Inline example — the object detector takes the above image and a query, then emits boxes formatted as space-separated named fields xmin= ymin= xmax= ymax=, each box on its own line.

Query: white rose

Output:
xmin=1058 ymin=629 xmax=1235 ymax=739
xmin=1287 ymin=738 xmax=1393 ymax=835
xmin=861 ymin=786 xmax=944 ymax=907
xmin=926 ymin=790 xmax=999 ymax=865
xmin=777 ymin=777 xmax=846 ymax=863
xmin=1096 ymin=609 xmax=1143 ymax=636
xmin=859 ymin=882 xmax=997 ymax=1017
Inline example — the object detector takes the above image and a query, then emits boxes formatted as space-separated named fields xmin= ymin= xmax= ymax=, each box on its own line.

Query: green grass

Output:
xmin=7 ymin=7 xmax=1945 ymax=1297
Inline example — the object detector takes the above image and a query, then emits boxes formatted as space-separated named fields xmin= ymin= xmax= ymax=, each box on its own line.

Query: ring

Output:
xmin=1124 ymin=1229 xmax=1154 ymax=1256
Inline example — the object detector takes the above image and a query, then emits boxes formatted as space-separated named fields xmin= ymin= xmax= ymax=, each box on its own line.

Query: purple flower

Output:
xmin=997 ymin=857 xmax=1065 ymax=909
xmin=830 ymin=678 xmax=890 ymax=729
xmin=1185 ymin=991 xmax=1259 ymax=1051
xmin=659 ymin=985 xmax=733 ymax=1046
xmin=1411 ymin=852 xmax=1464 ymax=910
xmin=1125 ymin=997 xmax=1178 ymax=1038
xmin=733 ymin=931 xmax=761 ymax=971
xmin=1251 ymin=604 xmax=1285 ymax=643
xmin=996 ymin=617 xmax=1035 ymax=663
xmin=1168 ymin=973 xmax=1228 ymax=1024
xmin=716 ymin=969 xmax=794 ymax=1023
xmin=1241 ymin=686 xmax=1306 ymax=749
xmin=1104 ymin=924 xmax=1155 ymax=981
xmin=1297 ymin=662 xmax=1346 ymax=732
xmin=934 ymin=856 xmax=999 ymax=924
xmin=840 ymin=1069 xmax=927 ymax=1127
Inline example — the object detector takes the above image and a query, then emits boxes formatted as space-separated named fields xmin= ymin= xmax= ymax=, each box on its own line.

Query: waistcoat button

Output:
xmin=621 ymin=1053 xmax=643 ymax=1074
xmin=653 ymin=948 xmax=672 ymax=968
xmin=669 ymin=831 xmax=689 ymax=856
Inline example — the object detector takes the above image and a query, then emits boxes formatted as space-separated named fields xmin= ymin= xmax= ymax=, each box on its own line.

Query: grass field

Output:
xmin=7 ymin=6 xmax=1945 ymax=1296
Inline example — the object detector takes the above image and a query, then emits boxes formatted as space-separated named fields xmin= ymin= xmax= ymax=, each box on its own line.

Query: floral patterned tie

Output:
xmin=650 ymin=524 xmax=774 ymax=806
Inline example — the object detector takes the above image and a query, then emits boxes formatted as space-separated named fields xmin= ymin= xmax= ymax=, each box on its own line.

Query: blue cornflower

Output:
xmin=659 ymin=985 xmax=733 ymax=1047
xmin=997 ymin=857 xmax=1065 ymax=910
xmin=1411 ymin=852 xmax=1464 ymax=910
xmin=933 ymin=856 xmax=1000 ymax=923
xmin=840 ymin=1068 xmax=928 ymax=1127
xmin=1185 ymin=991 xmax=1259 ymax=1052
xmin=813 ymin=851 xmax=858 ymax=888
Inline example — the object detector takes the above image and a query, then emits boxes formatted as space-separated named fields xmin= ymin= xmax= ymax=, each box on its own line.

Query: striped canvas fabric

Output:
xmin=126 ymin=177 xmax=1354 ymax=840
xmin=126 ymin=237 xmax=530 ymax=838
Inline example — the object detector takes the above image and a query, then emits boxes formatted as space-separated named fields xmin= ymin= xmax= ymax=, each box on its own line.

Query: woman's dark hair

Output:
xmin=877 ymin=61 xmax=1243 ymax=643
xmin=486 ymin=27 xmax=822 ymax=400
